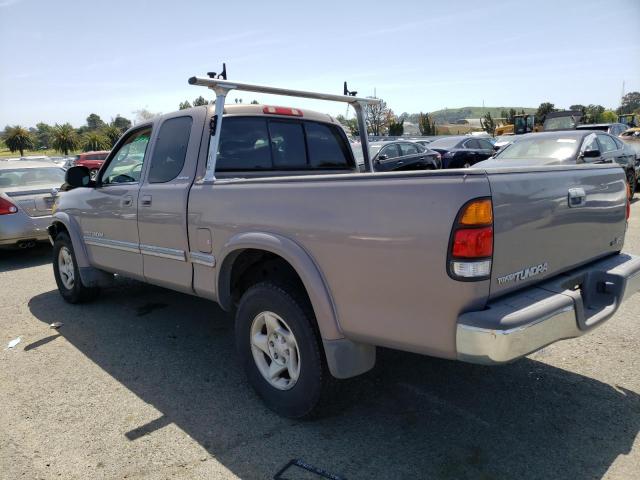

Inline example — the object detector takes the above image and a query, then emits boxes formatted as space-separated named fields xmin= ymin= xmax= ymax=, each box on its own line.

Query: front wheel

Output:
xmin=626 ymin=169 xmax=636 ymax=200
xmin=53 ymin=232 xmax=98 ymax=303
xmin=235 ymin=282 xmax=330 ymax=418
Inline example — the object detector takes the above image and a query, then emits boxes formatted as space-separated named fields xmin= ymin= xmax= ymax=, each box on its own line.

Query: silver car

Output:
xmin=0 ymin=161 xmax=65 ymax=248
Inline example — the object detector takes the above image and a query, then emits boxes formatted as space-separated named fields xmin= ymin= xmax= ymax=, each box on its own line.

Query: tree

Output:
xmin=179 ymin=100 xmax=192 ymax=110
xmin=388 ymin=118 xmax=404 ymax=136
xmin=535 ymin=102 xmax=556 ymax=123
xmin=82 ymin=131 xmax=110 ymax=152
xmin=52 ymin=123 xmax=79 ymax=155
xmin=418 ymin=112 xmax=435 ymax=135
xmin=617 ymin=92 xmax=640 ymax=115
xmin=102 ymin=125 xmax=122 ymax=147
xmin=336 ymin=115 xmax=359 ymax=137
xmin=111 ymin=115 xmax=132 ymax=132
xmin=133 ymin=109 xmax=161 ymax=124
xmin=86 ymin=113 xmax=106 ymax=131
xmin=584 ymin=104 xmax=605 ymax=124
xmin=507 ymin=108 xmax=517 ymax=124
xmin=3 ymin=125 xmax=35 ymax=156
xmin=481 ymin=111 xmax=496 ymax=135
xmin=250 ymin=100 xmax=259 ymax=105
xmin=364 ymin=98 xmax=391 ymax=136
xmin=34 ymin=122 xmax=53 ymax=149
xmin=601 ymin=110 xmax=617 ymax=123
xmin=193 ymin=96 xmax=209 ymax=107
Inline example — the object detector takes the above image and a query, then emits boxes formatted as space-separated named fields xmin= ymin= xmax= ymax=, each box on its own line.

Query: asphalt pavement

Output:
xmin=1 ymin=201 xmax=639 ymax=480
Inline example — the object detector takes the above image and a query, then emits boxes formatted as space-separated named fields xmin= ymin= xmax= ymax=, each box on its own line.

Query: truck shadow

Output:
xmin=0 ymin=244 xmax=51 ymax=273
xmin=28 ymin=283 xmax=639 ymax=480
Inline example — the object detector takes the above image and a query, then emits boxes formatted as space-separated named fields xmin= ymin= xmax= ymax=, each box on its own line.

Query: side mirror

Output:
xmin=582 ymin=149 xmax=601 ymax=158
xmin=493 ymin=145 xmax=501 ymax=151
xmin=64 ymin=166 xmax=92 ymax=189
xmin=378 ymin=154 xmax=388 ymax=161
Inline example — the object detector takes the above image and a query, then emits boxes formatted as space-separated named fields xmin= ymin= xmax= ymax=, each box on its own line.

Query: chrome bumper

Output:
xmin=457 ymin=253 xmax=640 ymax=365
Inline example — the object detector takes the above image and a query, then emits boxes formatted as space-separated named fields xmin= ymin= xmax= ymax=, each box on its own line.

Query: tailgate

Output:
xmin=487 ymin=164 xmax=628 ymax=298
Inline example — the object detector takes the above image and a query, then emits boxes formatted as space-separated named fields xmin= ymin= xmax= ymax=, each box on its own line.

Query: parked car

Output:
xmin=575 ymin=123 xmax=628 ymax=137
xmin=74 ymin=151 xmax=110 ymax=180
xmin=356 ymin=140 xmax=441 ymax=171
xmin=49 ymin=77 xmax=640 ymax=419
xmin=426 ymin=135 xmax=495 ymax=168
xmin=0 ymin=161 xmax=65 ymax=249
xmin=476 ymin=130 xmax=638 ymax=199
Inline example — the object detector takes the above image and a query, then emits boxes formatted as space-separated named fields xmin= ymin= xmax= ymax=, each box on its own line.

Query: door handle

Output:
xmin=141 ymin=195 xmax=152 ymax=206
xmin=568 ymin=188 xmax=587 ymax=207
xmin=121 ymin=195 xmax=133 ymax=207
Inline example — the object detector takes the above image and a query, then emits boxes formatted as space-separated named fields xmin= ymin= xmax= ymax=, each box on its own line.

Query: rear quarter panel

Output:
xmin=189 ymin=171 xmax=491 ymax=359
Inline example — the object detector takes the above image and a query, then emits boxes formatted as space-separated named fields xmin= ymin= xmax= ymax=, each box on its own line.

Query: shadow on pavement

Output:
xmin=0 ymin=244 xmax=51 ymax=273
xmin=28 ymin=282 xmax=640 ymax=480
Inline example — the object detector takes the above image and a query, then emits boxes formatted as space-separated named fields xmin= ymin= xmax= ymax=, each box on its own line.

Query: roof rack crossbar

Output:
xmin=189 ymin=75 xmax=378 ymax=182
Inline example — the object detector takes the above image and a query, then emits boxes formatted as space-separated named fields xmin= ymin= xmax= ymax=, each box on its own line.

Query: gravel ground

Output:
xmin=1 ymin=202 xmax=639 ymax=480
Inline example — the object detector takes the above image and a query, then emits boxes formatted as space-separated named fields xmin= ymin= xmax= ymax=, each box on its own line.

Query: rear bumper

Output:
xmin=456 ymin=253 xmax=640 ymax=365
xmin=0 ymin=213 xmax=52 ymax=246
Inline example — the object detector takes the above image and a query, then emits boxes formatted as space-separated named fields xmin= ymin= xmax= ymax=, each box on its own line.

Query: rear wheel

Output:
xmin=626 ymin=169 xmax=636 ymax=200
xmin=235 ymin=282 xmax=330 ymax=418
xmin=53 ymin=232 xmax=98 ymax=303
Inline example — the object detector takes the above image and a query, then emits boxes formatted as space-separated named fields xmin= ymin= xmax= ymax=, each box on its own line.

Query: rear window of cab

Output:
xmin=215 ymin=117 xmax=354 ymax=171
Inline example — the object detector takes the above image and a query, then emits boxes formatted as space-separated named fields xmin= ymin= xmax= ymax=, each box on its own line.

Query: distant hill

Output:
xmin=404 ymin=107 xmax=537 ymax=124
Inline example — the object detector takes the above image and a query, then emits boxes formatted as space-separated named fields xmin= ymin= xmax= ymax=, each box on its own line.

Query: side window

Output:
xmin=305 ymin=122 xmax=351 ymax=169
xmin=216 ymin=117 xmax=271 ymax=171
xmin=399 ymin=143 xmax=419 ymax=155
xmin=613 ymin=136 xmax=623 ymax=149
xmin=101 ymin=127 xmax=152 ymax=185
xmin=478 ymin=139 xmax=494 ymax=150
xmin=379 ymin=144 xmax=400 ymax=159
xmin=597 ymin=134 xmax=617 ymax=153
xmin=268 ymin=121 xmax=307 ymax=169
xmin=148 ymin=116 xmax=193 ymax=183
xmin=463 ymin=139 xmax=480 ymax=149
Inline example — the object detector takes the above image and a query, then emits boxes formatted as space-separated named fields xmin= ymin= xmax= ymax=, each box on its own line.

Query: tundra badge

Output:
xmin=497 ymin=262 xmax=548 ymax=285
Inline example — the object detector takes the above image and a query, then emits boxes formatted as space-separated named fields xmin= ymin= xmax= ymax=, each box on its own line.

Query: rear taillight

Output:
xmin=0 ymin=197 xmax=18 ymax=215
xmin=263 ymin=106 xmax=303 ymax=117
xmin=448 ymin=198 xmax=493 ymax=280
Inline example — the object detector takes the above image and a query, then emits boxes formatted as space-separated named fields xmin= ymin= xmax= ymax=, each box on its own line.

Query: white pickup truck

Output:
xmin=48 ymin=75 xmax=640 ymax=418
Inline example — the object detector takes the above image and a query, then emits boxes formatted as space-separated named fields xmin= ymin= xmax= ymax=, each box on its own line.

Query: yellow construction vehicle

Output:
xmin=494 ymin=114 xmax=537 ymax=136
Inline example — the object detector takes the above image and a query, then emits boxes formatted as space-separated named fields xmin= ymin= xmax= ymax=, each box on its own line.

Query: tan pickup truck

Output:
xmin=48 ymin=75 xmax=640 ymax=418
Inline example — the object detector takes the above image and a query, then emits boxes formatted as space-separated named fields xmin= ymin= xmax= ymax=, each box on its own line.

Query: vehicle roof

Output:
xmin=0 ymin=160 xmax=63 ymax=170
xmin=78 ymin=150 xmax=110 ymax=155
xmin=369 ymin=140 xmax=416 ymax=146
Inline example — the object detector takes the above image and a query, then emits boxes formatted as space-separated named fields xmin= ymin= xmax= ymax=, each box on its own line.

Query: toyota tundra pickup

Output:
xmin=48 ymin=75 xmax=640 ymax=418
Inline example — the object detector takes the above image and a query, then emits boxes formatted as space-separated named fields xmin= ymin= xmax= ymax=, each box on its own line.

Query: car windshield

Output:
xmin=495 ymin=137 xmax=579 ymax=161
xmin=427 ymin=137 xmax=461 ymax=149
xmin=0 ymin=167 xmax=65 ymax=188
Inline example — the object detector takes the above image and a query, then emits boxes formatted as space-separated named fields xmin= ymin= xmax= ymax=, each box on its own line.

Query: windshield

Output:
xmin=495 ymin=137 xmax=579 ymax=161
xmin=0 ymin=167 xmax=65 ymax=188
xmin=427 ymin=137 xmax=460 ymax=149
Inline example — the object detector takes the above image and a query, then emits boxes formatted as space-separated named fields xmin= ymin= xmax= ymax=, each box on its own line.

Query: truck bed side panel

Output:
xmin=188 ymin=172 xmax=491 ymax=359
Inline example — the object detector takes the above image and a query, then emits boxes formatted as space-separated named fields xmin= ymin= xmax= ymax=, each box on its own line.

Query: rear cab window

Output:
xmin=216 ymin=116 xmax=354 ymax=172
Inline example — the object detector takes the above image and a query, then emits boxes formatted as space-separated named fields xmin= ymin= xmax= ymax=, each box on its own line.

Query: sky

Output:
xmin=1 ymin=0 xmax=639 ymax=128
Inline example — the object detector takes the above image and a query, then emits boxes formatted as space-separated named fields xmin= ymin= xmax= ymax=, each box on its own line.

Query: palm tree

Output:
xmin=52 ymin=123 xmax=79 ymax=155
xmin=82 ymin=131 xmax=110 ymax=152
xmin=101 ymin=125 xmax=121 ymax=147
xmin=3 ymin=125 xmax=35 ymax=156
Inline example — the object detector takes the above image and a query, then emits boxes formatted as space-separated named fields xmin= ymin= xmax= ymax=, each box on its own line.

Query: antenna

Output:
xmin=207 ymin=63 xmax=227 ymax=80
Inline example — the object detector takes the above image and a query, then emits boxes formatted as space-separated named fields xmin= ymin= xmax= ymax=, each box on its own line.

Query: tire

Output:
xmin=235 ymin=281 xmax=330 ymax=418
xmin=626 ymin=169 xmax=636 ymax=200
xmin=53 ymin=232 xmax=98 ymax=304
